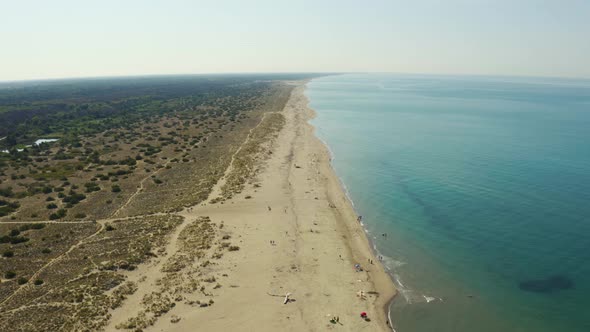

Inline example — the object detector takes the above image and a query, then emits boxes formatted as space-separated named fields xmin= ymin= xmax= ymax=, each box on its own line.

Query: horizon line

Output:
xmin=1 ymin=70 xmax=589 ymax=85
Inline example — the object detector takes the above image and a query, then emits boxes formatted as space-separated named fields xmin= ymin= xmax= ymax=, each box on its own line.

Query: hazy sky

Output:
xmin=2 ymin=0 xmax=589 ymax=81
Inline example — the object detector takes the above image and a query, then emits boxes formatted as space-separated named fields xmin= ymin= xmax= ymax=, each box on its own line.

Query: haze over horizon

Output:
xmin=2 ymin=0 xmax=589 ymax=81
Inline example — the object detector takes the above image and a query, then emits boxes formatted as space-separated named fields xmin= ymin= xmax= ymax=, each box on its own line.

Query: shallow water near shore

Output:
xmin=306 ymin=74 xmax=590 ymax=332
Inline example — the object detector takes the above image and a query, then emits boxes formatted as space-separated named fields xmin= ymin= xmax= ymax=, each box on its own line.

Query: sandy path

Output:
xmin=104 ymin=215 xmax=191 ymax=330
xmin=208 ymin=111 xmax=272 ymax=200
xmin=0 ymin=220 xmax=106 ymax=307
xmin=0 ymin=212 xmax=173 ymax=310
xmin=123 ymin=83 xmax=396 ymax=331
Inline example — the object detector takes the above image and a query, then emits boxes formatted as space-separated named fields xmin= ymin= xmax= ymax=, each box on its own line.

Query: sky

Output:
xmin=1 ymin=0 xmax=589 ymax=81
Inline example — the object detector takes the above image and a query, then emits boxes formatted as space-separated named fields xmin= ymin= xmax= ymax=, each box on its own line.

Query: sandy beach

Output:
xmin=105 ymin=82 xmax=396 ymax=331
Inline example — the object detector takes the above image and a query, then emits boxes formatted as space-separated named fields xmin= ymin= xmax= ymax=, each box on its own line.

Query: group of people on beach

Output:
xmin=329 ymin=316 xmax=340 ymax=324
xmin=329 ymin=312 xmax=370 ymax=325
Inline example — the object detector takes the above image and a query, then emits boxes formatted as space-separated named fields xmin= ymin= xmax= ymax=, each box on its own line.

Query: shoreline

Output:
xmin=303 ymin=83 xmax=398 ymax=330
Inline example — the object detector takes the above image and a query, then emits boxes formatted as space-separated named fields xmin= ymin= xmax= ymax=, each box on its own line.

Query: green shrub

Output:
xmin=0 ymin=187 xmax=14 ymax=197
xmin=5 ymin=271 xmax=16 ymax=279
xmin=84 ymin=182 xmax=101 ymax=193
xmin=0 ymin=236 xmax=29 ymax=244
xmin=62 ymin=192 xmax=86 ymax=205
xmin=49 ymin=208 xmax=66 ymax=220
xmin=0 ymin=199 xmax=20 ymax=216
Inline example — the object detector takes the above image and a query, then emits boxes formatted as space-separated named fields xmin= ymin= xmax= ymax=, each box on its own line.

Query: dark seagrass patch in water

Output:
xmin=519 ymin=275 xmax=574 ymax=293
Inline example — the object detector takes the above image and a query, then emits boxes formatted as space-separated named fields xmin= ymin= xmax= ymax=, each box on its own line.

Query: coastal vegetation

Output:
xmin=0 ymin=75 xmax=302 ymax=331
xmin=0 ymin=75 xmax=295 ymax=221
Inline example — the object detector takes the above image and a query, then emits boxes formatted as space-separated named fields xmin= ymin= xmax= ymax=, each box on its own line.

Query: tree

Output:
xmin=5 ymin=134 xmax=17 ymax=147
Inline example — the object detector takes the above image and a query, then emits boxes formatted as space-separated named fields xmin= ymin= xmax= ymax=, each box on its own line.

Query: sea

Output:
xmin=305 ymin=74 xmax=590 ymax=332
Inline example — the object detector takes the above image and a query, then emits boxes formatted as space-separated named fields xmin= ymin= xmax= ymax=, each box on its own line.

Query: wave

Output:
xmin=392 ymin=272 xmax=441 ymax=305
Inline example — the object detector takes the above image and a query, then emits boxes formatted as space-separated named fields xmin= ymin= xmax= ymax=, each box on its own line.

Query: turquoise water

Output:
xmin=306 ymin=74 xmax=590 ymax=332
